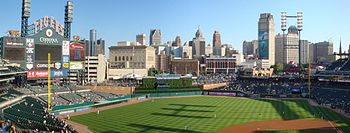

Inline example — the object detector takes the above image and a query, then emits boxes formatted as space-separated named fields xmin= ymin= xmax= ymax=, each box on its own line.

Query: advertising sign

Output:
xmin=70 ymin=61 xmax=84 ymax=70
xmin=26 ymin=38 xmax=35 ymax=70
xmin=27 ymin=70 xmax=65 ymax=78
xmin=62 ymin=41 xmax=70 ymax=55
xmin=4 ymin=37 xmax=25 ymax=46
xmin=70 ymin=42 xmax=85 ymax=61
xmin=207 ymin=92 xmax=237 ymax=97
xmin=258 ymin=31 xmax=269 ymax=59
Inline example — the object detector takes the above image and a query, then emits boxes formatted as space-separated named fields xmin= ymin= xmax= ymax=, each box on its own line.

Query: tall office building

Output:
xmin=96 ymin=38 xmax=105 ymax=55
xmin=275 ymin=26 xmax=299 ymax=64
xmin=300 ymin=40 xmax=310 ymax=64
xmin=173 ymin=36 xmax=182 ymax=47
xmin=213 ymin=31 xmax=222 ymax=56
xmin=310 ymin=41 xmax=334 ymax=63
xmin=190 ymin=28 xmax=206 ymax=58
xmin=136 ymin=33 xmax=146 ymax=45
xmin=258 ymin=13 xmax=275 ymax=66
xmin=243 ymin=40 xmax=259 ymax=58
xmin=150 ymin=29 xmax=161 ymax=46
xmin=89 ymin=29 xmax=97 ymax=56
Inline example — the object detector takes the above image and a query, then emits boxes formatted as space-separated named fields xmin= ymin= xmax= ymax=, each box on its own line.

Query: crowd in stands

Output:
xmin=195 ymin=73 xmax=236 ymax=85
xmin=311 ymin=81 xmax=350 ymax=114
xmin=2 ymin=97 xmax=77 ymax=132
xmin=227 ymin=78 xmax=307 ymax=95
xmin=38 ymin=90 xmax=123 ymax=107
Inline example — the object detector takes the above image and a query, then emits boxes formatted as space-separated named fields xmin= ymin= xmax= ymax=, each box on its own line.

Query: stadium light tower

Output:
xmin=281 ymin=12 xmax=287 ymax=64
xmin=21 ymin=0 xmax=31 ymax=37
xmin=280 ymin=11 xmax=303 ymax=72
xmin=64 ymin=0 xmax=74 ymax=40
xmin=297 ymin=12 xmax=303 ymax=70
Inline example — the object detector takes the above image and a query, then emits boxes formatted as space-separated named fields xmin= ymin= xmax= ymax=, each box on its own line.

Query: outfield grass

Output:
xmin=70 ymin=96 xmax=350 ymax=133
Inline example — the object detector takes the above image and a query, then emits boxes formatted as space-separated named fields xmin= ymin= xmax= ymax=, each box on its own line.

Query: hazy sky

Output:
xmin=1 ymin=0 xmax=349 ymax=54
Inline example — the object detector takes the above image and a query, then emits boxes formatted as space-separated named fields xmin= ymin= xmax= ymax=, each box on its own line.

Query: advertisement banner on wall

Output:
xmin=27 ymin=69 xmax=67 ymax=78
xmin=70 ymin=61 xmax=84 ymax=70
xmin=258 ymin=31 xmax=269 ymax=59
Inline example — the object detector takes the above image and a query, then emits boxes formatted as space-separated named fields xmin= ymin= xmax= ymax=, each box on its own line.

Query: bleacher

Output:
xmin=3 ymin=97 xmax=66 ymax=132
xmin=326 ymin=59 xmax=348 ymax=71
xmin=340 ymin=60 xmax=350 ymax=71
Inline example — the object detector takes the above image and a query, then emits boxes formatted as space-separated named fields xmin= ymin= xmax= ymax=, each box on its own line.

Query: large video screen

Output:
xmin=35 ymin=45 xmax=62 ymax=61
xmin=258 ymin=31 xmax=269 ymax=59
xmin=4 ymin=47 xmax=25 ymax=60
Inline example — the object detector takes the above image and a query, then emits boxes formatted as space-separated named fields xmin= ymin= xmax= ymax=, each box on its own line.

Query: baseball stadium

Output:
xmin=0 ymin=0 xmax=349 ymax=133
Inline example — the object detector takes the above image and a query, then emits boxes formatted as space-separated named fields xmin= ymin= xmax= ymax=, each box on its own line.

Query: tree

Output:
xmin=273 ymin=63 xmax=284 ymax=74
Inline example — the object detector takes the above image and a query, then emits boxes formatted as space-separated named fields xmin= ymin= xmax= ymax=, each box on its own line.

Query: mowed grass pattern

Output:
xmin=70 ymin=96 xmax=350 ymax=133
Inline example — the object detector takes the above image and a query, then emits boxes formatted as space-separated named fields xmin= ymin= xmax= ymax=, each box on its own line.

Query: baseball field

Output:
xmin=70 ymin=96 xmax=350 ymax=133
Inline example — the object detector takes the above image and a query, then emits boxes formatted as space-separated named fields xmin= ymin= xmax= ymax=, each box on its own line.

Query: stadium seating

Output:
xmin=326 ymin=59 xmax=348 ymax=71
xmin=3 ymin=97 xmax=66 ymax=132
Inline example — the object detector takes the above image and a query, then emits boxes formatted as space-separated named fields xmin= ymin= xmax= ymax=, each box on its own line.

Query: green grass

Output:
xmin=70 ymin=96 xmax=350 ymax=133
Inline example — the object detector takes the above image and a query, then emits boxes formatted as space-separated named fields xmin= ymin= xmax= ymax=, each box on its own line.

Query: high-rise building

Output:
xmin=275 ymin=26 xmax=299 ymax=64
xmin=181 ymin=42 xmax=192 ymax=59
xmin=258 ymin=13 xmax=275 ymax=66
xmin=150 ymin=29 xmax=161 ymax=46
xmin=95 ymin=38 xmax=105 ymax=55
xmin=205 ymin=44 xmax=213 ymax=56
xmin=191 ymin=28 xmax=206 ymax=58
xmin=212 ymin=31 xmax=222 ymax=56
xmin=89 ymin=29 xmax=97 ymax=56
xmin=310 ymin=41 xmax=334 ymax=63
xmin=300 ymin=40 xmax=310 ymax=64
xmin=136 ymin=33 xmax=146 ymax=45
xmin=173 ymin=36 xmax=182 ymax=47
xmin=242 ymin=40 xmax=259 ymax=58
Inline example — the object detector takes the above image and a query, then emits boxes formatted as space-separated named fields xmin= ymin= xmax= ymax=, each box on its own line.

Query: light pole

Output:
xmin=280 ymin=11 xmax=303 ymax=74
xmin=297 ymin=12 xmax=303 ymax=74
xmin=281 ymin=12 xmax=287 ymax=64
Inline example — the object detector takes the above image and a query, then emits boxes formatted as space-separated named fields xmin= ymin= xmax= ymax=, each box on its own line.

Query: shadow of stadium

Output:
xmin=293 ymin=99 xmax=350 ymax=132
xmin=151 ymin=112 xmax=212 ymax=119
xmin=255 ymin=126 xmax=350 ymax=133
xmin=168 ymin=103 xmax=217 ymax=108
xmin=128 ymin=123 xmax=202 ymax=133
xmin=255 ymin=99 xmax=300 ymax=120
xmin=161 ymin=107 xmax=215 ymax=112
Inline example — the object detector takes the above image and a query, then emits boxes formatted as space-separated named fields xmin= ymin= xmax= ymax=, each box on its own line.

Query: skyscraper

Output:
xmin=213 ymin=31 xmax=222 ymax=56
xmin=89 ymin=29 xmax=97 ymax=56
xmin=150 ymin=29 xmax=161 ymax=46
xmin=242 ymin=40 xmax=259 ymax=58
xmin=275 ymin=26 xmax=299 ymax=64
xmin=191 ymin=28 xmax=206 ymax=58
xmin=173 ymin=36 xmax=182 ymax=47
xmin=311 ymin=41 xmax=334 ymax=63
xmin=258 ymin=13 xmax=275 ymax=66
xmin=300 ymin=40 xmax=310 ymax=64
xmin=96 ymin=38 xmax=105 ymax=55
xmin=136 ymin=33 xmax=146 ymax=45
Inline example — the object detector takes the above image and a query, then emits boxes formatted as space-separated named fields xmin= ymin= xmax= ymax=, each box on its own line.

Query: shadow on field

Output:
xmin=169 ymin=103 xmax=217 ymax=108
xmin=128 ymin=123 xmax=202 ymax=133
xmin=161 ymin=108 xmax=214 ymax=112
xmin=293 ymin=100 xmax=350 ymax=133
xmin=255 ymin=126 xmax=350 ymax=133
xmin=151 ymin=112 xmax=212 ymax=119
xmin=255 ymin=99 xmax=299 ymax=120
xmin=101 ymin=130 xmax=122 ymax=133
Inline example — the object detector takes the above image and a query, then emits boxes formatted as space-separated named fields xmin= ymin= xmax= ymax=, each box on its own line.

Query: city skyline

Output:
xmin=1 ymin=0 xmax=349 ymax=55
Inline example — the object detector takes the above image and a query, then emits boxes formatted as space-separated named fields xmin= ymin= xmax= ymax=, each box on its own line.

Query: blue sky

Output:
xmin=1 ymin=0 xmax=349 ymax=54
